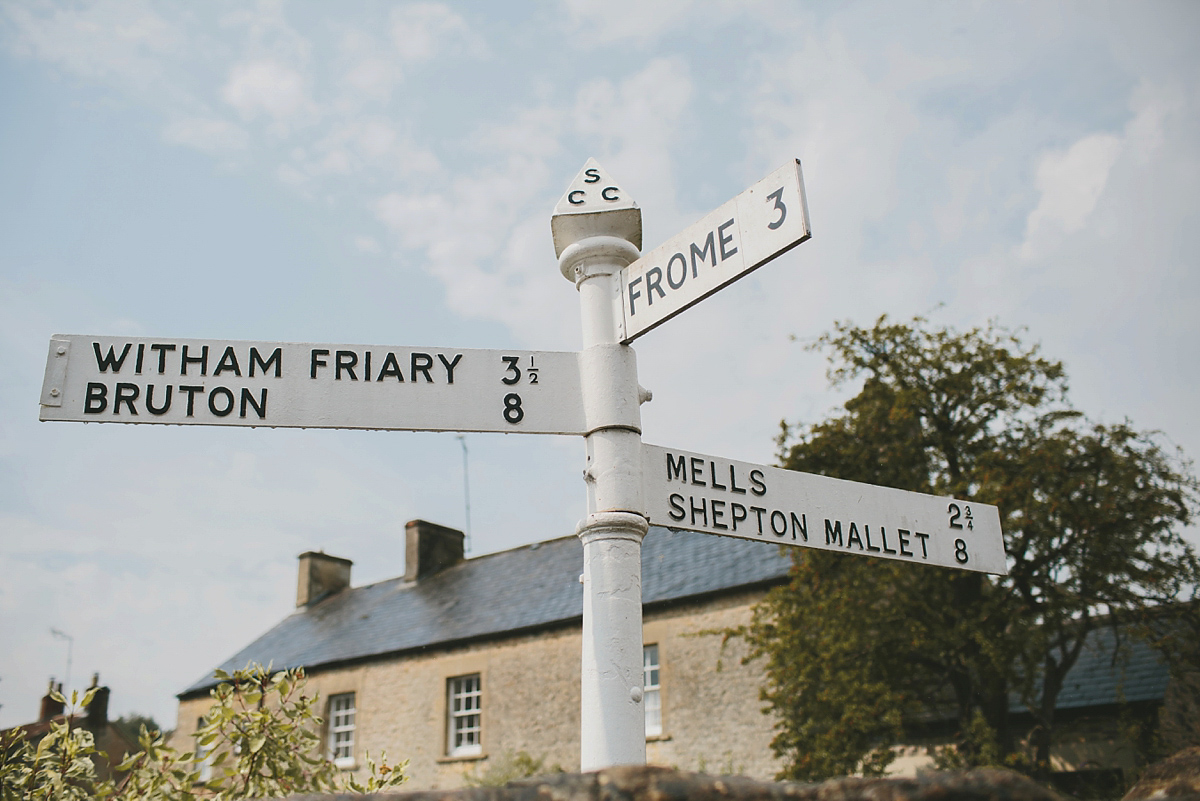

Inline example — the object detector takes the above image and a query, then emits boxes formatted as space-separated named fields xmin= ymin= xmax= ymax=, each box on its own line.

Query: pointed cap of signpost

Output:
xmin=551 ymin=158 xmax=642 ymax=260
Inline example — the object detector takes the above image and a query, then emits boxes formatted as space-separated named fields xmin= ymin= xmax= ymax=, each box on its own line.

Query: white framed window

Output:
xmin=447 ymin=674 xmax=482 ymax=757
xmin=328 ymin=692 xmax=356 ymax=767
xmin=644 ymin=644 xmax=662 ymax=737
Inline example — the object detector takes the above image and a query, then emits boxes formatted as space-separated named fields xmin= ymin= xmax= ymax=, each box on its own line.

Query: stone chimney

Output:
xmin=296 ymin=551 xmax=353 ymax=607
xmin=39 ymin=678 xmax=64 ymax=722
xmin=405 ymin=520 xmax=465 ymax=581
xmin=84 ymin=673 xmax=109 ymax=729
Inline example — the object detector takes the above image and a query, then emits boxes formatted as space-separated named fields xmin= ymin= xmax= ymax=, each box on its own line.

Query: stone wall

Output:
xmin=277 ymin=764 xmax=1066 ymax=801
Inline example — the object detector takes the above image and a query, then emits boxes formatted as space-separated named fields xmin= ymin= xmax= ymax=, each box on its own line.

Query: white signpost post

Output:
xmin=39 ymin=157 xmax=1007 ymax=775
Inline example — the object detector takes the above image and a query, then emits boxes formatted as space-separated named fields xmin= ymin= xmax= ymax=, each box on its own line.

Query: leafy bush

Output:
xmin=0 ymin=664 xmax=407 ymax=800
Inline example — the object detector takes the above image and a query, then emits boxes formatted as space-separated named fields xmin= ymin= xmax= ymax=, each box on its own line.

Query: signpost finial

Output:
xmin=551 ymin=158 xmax=642 ymax=262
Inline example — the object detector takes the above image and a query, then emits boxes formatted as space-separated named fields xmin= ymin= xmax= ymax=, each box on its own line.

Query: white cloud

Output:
xmin=162 ymin=117 xmax=249 ymax=154
xmin=354 ymin=235 xmax=381 ymax=254
xmin=563 ymin=0 xmax=704 ymax=45
xmin=0 ymin=0 xmax=184 ymax=93
xmin=1020 ymin=133 xmax=1123 ymax=259
xmin=390 ymin=3 xmax=485 ymax=63
xmin=222 ymin=59 xmax=312 ymax=122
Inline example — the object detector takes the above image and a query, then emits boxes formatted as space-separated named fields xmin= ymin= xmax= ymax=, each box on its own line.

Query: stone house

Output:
xmin=172 ymin=519 xmax=1178 ymax=793
xmin=173 ymin=520 xmax=792 ymax=789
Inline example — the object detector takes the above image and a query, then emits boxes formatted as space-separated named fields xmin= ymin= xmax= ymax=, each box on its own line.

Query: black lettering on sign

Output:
xmin=312 ymin=348 xmax=330 ymax=379
xmin=150 ymin=344 xmax=175 ymax=374
xmin=898 ymin=529 xmax=913 ymax=557
xmin=135 ymin=344 xmax=145 ymax=374
xmin=689 ymin=496 xmax=708 ymax=527
xmin=250 ymin=347 xmax=281 ymax=378
xmin=601 ymin=186 xmax=619 ymax=201
xmin=411 ymin=353 xmax=434 ymax=383
xmin=336 ymin=351 xmax=358 ymax=381
xmin=666 ymin=252 xmax=687 ymax=289
xmin=240 ymin=388 xmax=267 ymax=419
xmin=825 ymin=519 xmax=843 ymax=547
xmin=749 ymin=470 xmax=767 ymax=496
xmin=766 ymin=187 xmax=787 ymax=230
xmin=627 ymin=276 xmax=643 ymax=315
xmin=792 ymin=512 xmax=808 ymax=542
xmin=84 ymin=382 xmax=108 ymax=413
xmin=708 ymin=461 xmax=726 ymax=491
xmin=731 ymin=502 xmax=748 ymax=531
xmin=751 ymin=506 xmax=767 ymax=533
xmin=181 ymin=345 xmax=208 ymax=376
xmin=376 ymin=352 xmax=404 ymax=382
xmin=667 ymin=453 xmax=686 ymax=482
xmin=94 ymin=342 xmax=131 ymax=373
xmin=729 ymin=466 xmax=746 ymax=494
xmin=208 ymin=387 xmax=235 ymax=417
xmin=146 ymin=385 xmax=172 ymax=415
xmin=568 ymin=190 xmax=585 ymax=205
xmin=668 ymin=494 xmax=686 ymax=522
xmin=880 ymin=527 xmax=897 ymax=554
xmin=690 ymin=457 xmax=705 ymax=486
xmin=503 ymin=393 xmax=523 ymax=424
xmin=114 ymin=383 xmax=139 ymax=415
xmin=364 ymin=351 xmax=371 ymax=382
xmin=948 ymin=502 xmax=963 ymax=529
xmin=955 ymin=538 xmax=969 ymax=563
xmin=846 ymin=522 xmax=864 ymax=550
xmin=690 ymin=233 xmax=716 ymax=276
xmin=439 ymin=353 xmax=463 ymax=384
xmin=179 ymin=385 xmax=203 ymax=416
xmin=645 ymin=267 xmax=664 ymax=304
xmin=864 ymin=524 xmax=881 ymax=553
xmin=584 ymin=168 xmax=600 ymax=184
xmin=712 ymin=500 xmax=728 ymax=530
xmin=770 ymin=510 xmax=787 ymax=537
xmin=718 ymin=219 xmax=738 ymax=260
xmin=213 ymin=346 xmax=241 ymax=377
xmin=914 ymin=531 xmax=930 ymax=559
xmin=501 ymin=356 xmax=521 ymax=385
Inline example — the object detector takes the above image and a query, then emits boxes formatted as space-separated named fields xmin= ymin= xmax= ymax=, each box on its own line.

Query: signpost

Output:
xmin=642 ymin=443 xmax=1006 ymax=575
xmin=38 ymin=156 xmax=1007 ymax=774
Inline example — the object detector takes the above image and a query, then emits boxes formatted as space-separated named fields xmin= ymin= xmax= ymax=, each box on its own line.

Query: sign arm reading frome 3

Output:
xmin=616 ymin=159 xmax=811 ymax=343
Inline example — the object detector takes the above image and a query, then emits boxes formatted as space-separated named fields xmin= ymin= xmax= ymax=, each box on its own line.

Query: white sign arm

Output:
xmin=641 ymin=443 xmax=1007 ymax=575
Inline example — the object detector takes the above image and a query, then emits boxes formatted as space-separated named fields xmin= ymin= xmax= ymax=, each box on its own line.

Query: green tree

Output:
xmin=737 ymin=316 xmax=1198 ymax=781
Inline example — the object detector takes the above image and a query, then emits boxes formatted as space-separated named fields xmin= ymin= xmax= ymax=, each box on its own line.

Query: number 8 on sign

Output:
xmin=503 ymin=393 xmax=524 ymax=424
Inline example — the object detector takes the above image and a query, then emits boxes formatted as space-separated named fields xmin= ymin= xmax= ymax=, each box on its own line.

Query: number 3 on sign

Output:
xmin=766 ymin=187 xmax=786 ymax=230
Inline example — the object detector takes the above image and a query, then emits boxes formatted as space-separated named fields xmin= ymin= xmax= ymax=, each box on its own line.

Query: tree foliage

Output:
xmin=0 ymin=664 xmax=407 ymax=800
xmin=737 ymin=316 xmax=1199 ymax=781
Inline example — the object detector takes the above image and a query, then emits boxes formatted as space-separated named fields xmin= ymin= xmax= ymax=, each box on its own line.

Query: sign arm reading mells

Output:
xmin=39 ymin=157 xmax=1006 ymax=773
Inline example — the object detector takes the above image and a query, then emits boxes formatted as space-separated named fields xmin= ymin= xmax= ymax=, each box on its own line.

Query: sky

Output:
xmin=1 ymin=0 xmax=1198 ymax=731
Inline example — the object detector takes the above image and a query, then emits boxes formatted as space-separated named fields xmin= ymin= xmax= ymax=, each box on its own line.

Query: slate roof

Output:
xmin=1052 ymin=624 xmax=1170 ymax=710
xmin=179 ymin=527 xmax=1173 ymax=712
xmin=180 ymin=527 xmax=794 ymax=697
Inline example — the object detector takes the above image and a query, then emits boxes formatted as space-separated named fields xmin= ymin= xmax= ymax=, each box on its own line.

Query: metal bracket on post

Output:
xmin=552 ymin=160 xmax=649 ymax=771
